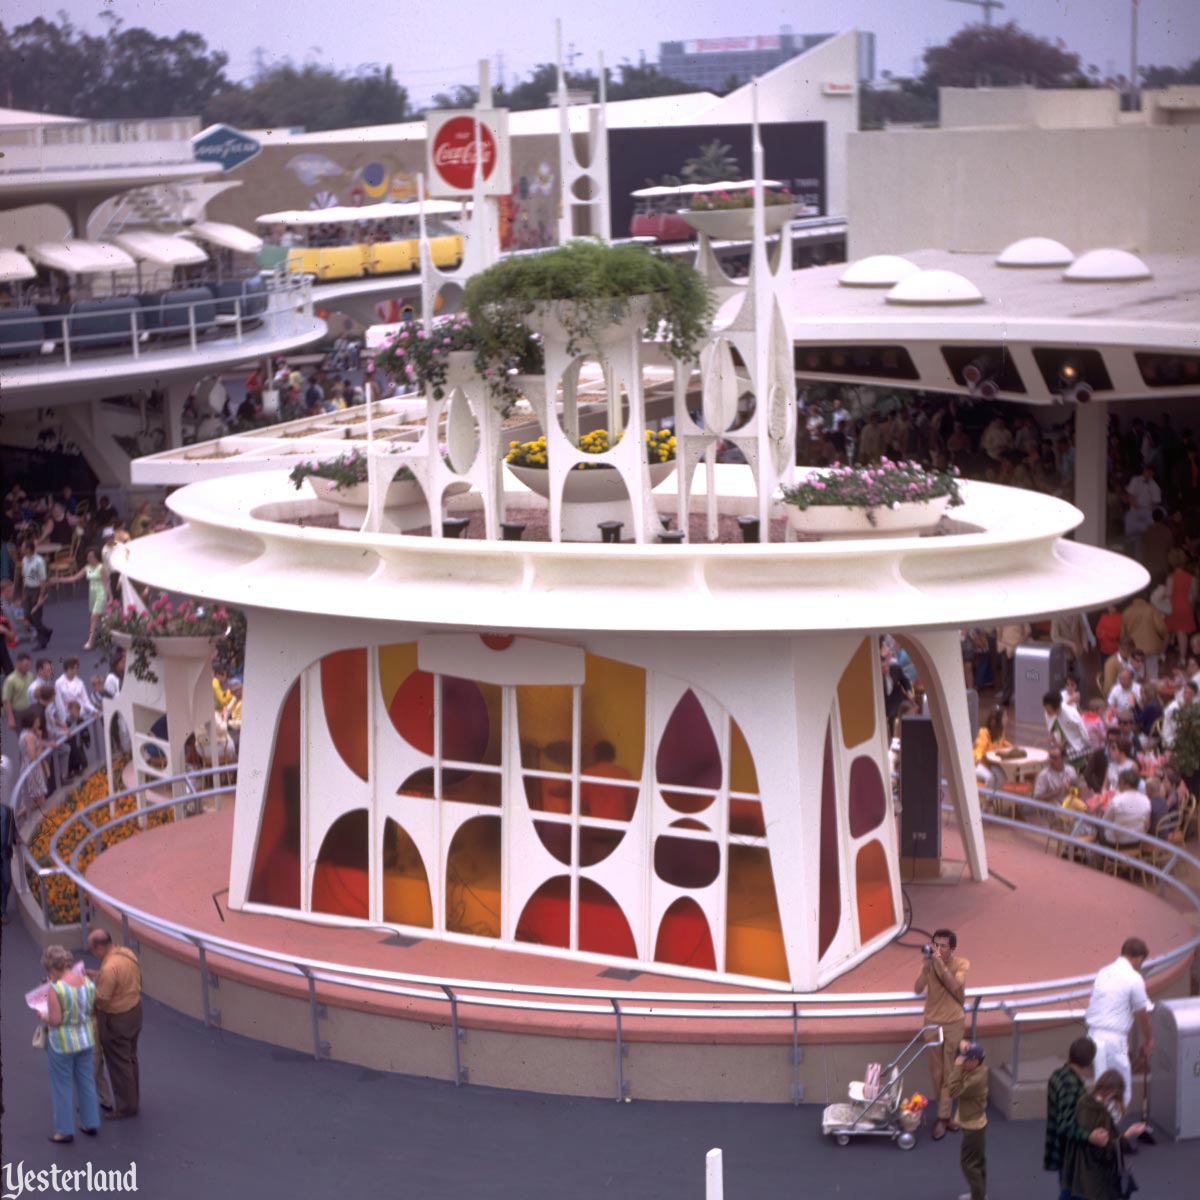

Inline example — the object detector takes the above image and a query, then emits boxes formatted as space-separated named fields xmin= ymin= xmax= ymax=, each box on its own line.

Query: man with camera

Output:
xmin=915 ymin=927 xmax=970 ymax=1140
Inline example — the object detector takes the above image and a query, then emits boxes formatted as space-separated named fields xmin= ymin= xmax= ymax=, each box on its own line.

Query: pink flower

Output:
xmin=442 ymin=337 xmax=452 ymax=345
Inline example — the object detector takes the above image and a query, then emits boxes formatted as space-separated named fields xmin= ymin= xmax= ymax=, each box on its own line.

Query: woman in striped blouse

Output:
xmin=42 ymin=944 xmax=101 ymax=1143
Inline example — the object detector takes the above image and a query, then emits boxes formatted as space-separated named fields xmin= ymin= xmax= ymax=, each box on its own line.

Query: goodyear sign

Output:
xmin=192 ymin=124 xmax=261 ymax=172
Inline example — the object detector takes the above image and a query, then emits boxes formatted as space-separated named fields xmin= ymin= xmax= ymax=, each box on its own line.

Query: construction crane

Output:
xmin=947 ymin=0 xmax=1006 ymax=27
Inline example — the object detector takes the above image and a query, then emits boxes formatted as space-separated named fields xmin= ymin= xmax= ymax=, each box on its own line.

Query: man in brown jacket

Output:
xmin=915 ymin=927 xmax=970 ymax=1140
xmin=87 ymin=928 xmax=143 ymax=1119
xmin=1120 ymin=594 xmax=1168 ymax=676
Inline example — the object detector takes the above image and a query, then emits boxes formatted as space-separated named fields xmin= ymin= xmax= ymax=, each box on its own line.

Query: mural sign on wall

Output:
xmin=192 ymin=124 xmax=262 ymax=172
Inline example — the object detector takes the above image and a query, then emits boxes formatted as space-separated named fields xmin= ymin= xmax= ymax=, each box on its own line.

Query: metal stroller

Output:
xmin=821 ymin=1025 xmax=944 ymax=1150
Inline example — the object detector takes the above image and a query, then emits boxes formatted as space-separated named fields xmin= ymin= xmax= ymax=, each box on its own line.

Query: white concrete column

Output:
xmin=163 ymin=380 xmax=188 ymax=451
xmin=1074 ymin=399 xmax=1108 ymax=547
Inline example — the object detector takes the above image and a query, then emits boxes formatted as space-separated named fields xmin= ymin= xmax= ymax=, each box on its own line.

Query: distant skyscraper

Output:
xmin=658 ymin=30 xmax=875 ymax=90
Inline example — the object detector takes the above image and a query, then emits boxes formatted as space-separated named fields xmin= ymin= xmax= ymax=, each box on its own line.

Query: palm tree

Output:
xmin=681 ymin=140 xmax=741 ymax=184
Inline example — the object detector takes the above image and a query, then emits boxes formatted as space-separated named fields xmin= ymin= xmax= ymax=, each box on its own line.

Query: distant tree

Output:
xmin=681 ymin=140 xmax=741 ymax=184
xmin=1141 ymin=58 xmax=1200 ymax=88
xmin=923 ymin=21 xmax=1083 ymax=89
xmin=0 ymin=13 xmax=230 ymax=118
xmin=607 ymin=61 xmax=697 ymax=102
xmin=206 ymin=61 xmax=410 ymax=131
xmin=858 ymin=83 xmax=939 ymax=130
xmin=430 ymin=84 xmax=480 ymax=111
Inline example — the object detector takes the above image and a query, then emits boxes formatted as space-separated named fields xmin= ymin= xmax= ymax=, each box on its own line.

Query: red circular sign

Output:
xmin=432 ymin=116 xmax=497 ymax=192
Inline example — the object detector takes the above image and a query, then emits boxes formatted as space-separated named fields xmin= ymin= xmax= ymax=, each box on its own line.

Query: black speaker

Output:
xmin=900 ymin=716 xmax=941 ymax=859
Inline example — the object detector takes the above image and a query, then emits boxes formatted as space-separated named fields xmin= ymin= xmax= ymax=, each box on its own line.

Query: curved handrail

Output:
xmin=10 ymin=711 xmax=103 ymax=823
xmin=0 ymin=274 xmax=312 ymax=365
xmin=39 ymin=772 xmax=1199 ymax=1026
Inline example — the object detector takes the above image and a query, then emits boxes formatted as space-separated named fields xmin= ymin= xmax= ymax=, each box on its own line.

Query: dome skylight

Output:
xmin=839 ymin=255 xmax=921 ymax=287
xmin=885 ymin=270 xmax=984 ymax=306
xmin=1063 ymin=248 xmax=1152 ymax=282
xmin=996 ymin=237 xmax=1074 ymax=268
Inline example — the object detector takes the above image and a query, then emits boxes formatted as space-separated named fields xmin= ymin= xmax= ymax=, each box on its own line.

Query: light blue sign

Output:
xmin=192 ymin=125 xmax=261 ymax=172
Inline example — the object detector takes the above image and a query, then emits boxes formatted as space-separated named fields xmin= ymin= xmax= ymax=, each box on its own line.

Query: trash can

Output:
xmin=1149 ymin=997 xmax=1200 ymax=1140
xmin=1012 ymin=642 xmax=1067 ymax=747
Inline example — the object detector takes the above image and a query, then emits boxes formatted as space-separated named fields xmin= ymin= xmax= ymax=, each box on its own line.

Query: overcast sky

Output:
xmin=7 ymin=0 xmax=1198 ymax=106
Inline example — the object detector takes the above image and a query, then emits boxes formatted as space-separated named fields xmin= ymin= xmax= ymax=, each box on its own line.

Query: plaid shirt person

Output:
xmin=1044 ymin=1062 xmax=1090 ymax=1172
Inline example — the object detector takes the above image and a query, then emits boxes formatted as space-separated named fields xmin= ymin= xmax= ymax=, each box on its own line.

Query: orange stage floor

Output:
xmin=85 ymin=806 xmax=1196 ymax=1044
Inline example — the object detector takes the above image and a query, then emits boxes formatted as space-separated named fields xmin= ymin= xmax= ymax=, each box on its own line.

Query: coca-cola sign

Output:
xmin=426 ymin=109 xmax=509 ymax=197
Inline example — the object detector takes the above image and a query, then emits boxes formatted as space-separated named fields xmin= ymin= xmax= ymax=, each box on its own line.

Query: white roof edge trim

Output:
xmin=183 ymin=221 xmax=264 ymax=254
xmin=0 ymin=247 xmax=37 ymax=282
xmin=110 ymin=231 xmax=209 ymax=267
xmin=28 ymin=239 xmax=136 ymax=275
xmin=996 ymin=237 xmax=1075 ymax=268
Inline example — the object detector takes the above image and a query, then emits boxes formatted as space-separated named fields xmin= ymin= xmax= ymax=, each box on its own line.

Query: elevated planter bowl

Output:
xmin=785 ymin=496 xmax=951 ymax=539
xmin=682 ymin=205 xmax=796 ymax=241
xmin=305 ymin=476 xmax=472 ymax=530
xmin=507 ymin=459 xmax=676 ymax=502
xmin=507 ymin=460 xmax=676 ymax=541
xmin=111 ymin=631 xmax=217 ymax=659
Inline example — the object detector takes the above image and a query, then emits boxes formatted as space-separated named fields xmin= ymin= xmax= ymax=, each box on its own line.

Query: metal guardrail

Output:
xmin=22 ymin=771 xmax=1199 ymax=1102
xmin=0 ymin=274 xmax=313 ymax=366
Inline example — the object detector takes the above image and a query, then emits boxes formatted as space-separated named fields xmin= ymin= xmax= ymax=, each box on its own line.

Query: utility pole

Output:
xmin=947 ymin=0 xmax=1006 ymax=27
xmin=1129 ymin=0 xmax=1140 ymax=108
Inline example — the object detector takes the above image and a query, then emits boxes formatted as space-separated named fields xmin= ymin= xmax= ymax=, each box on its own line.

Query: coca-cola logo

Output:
xmin=431 ymin=116 xmax=497 ymax=192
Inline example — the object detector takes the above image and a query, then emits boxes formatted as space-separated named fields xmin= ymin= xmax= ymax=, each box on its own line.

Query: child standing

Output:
xmin=949 ymin=1041 xmax=989 ymax=1200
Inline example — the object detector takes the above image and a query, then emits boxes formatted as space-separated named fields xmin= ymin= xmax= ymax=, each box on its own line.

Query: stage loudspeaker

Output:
xmin=922 ymin=688 xmax=977 ymax=736
xmin=900 ymin=716 xmax=941 ymax=860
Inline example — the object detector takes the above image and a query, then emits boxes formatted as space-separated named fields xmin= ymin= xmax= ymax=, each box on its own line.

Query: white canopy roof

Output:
xmin=0 ymin=247 xmax=37 ymax=283
xmin=184 ymin=221 xmax=264 ymax=254
xmin=631 ymin=180 xmax=784 ymax=199
xmin=111 ymin=230 xmax=209 ymax=267
xmin=28 ymin=239 xmax=136 ymax=275
xmin=256 ymin=199 xmax=466 ymax=227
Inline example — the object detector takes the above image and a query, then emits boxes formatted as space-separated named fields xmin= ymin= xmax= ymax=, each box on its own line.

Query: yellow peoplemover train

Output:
xmin=256 ymin=200 xmax=466 ymax=281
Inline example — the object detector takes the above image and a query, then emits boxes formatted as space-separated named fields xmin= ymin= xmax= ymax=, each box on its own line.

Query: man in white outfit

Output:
xmin=1084 ymin=937 xmax=1153 ymax=1107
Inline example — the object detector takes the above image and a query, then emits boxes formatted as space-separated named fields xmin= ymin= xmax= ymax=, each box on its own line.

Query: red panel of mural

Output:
xmin=657 ymin=689 xmax=721 ymax=812
xmin=312 ymin=810 xmax=369 ymax=919
xmin=848 ymin=756 xmax=888 ymax=838
xmin=855 ymin=840 xmax=896 ymax=944
xmin=321 ymin=649 xmax=369 ymax=781
xmin=654 ymin=896 xmax=717 ymax=970
xmin=515 ymin=876 xmax=571 ymax=948
xmin=578 ymin=879 xmax=636 ymax=959
xmin=248 ymin=680 xmax=302 ymax=907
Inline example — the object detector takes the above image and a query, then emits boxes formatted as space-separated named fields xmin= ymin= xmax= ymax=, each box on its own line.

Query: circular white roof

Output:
xmin=996 ymin=237 xmax=1074 ymax=268
xmin=839 ymin=255 xmax=921 ymax=287
xmin=117 ymin=471 xmax=1147 ymax=636
xmin=885 ymin=270 xmax=984 ymax=306
xmin=1064 ymin=248 xmax=1152 ymax=282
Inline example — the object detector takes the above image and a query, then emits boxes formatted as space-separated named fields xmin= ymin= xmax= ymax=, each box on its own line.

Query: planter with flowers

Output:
xmin=682 ymin=187 xmax=796 ymax=241
xmin=506 ymin=428 xmax=676 ymax=539
xmin=779 ymin=459 xmax=962 ymax=538
xmin=373 ymin=309 xmax=543 ymax=417
xmin=289 ymin=449 xmax=470 ymax=530
xmin=97 ymin=594 xmax=244 ymax=685
xmin=467 ymin=241 xmax=710 ymax=542
xmin=463 ymin=239 xmax=713 ymax=365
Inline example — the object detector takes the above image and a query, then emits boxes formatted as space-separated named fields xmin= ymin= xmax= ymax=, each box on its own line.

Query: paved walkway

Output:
xmin=5 ymin=595 xmax=1198 ymax=1198
xmin=4 ymin=918 xmax=1197 ymax=1199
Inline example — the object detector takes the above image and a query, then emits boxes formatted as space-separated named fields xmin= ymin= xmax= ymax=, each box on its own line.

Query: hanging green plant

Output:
xmin=463 ymin=239 xmax=714 ymax=363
